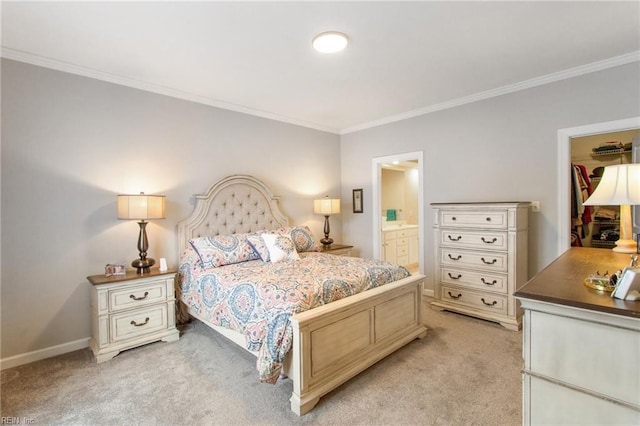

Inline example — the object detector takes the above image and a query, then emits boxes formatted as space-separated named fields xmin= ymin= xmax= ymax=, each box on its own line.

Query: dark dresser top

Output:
xmin=514 ymin=247 xmax=640 ymax=319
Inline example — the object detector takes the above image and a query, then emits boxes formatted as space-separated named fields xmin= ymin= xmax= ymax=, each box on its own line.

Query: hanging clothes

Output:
xmin=571 ymin=163 xmax=593 ymax=245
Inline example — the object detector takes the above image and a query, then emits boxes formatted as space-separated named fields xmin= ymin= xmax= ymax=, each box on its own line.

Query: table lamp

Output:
xmin=117 ymin=192 xmax=166 ymax=273
xmin=584 ymin=164 xmax=640 ymax=253
xmin=314 ymin=196 xmax=341 ymax=246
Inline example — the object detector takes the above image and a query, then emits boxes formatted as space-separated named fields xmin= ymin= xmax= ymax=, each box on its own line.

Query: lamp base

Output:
xmin=132 ymin=257 xmax=156 ymax=274
xmin=613 ymin=239 xmax=637 ymax=254
xmin=320 ymin=237 xmax=333 ymax=247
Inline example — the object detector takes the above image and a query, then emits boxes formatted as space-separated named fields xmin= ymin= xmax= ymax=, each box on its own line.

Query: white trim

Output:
xmin=557 ymin=117 xmax=640 ymax=256
xmin=0 ymin=47 xmax=339 ymax=135
xmin=372 ymin=151 xmax=424 ymax=277
xmin=342 ymin=51 xmax=640 ymax=134
xmin=0 ymin=337 xmax=90 ymax=371
xmin=2 ymin=47 xmax=637 ymax=136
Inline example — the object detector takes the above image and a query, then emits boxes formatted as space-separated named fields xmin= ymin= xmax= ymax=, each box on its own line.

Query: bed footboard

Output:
xmin=288 ymin=274 xmax=427 ymax=415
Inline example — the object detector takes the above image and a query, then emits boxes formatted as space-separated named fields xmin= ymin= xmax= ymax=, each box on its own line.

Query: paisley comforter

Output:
xmin=178 ymin=249 xmax=410 ymax=383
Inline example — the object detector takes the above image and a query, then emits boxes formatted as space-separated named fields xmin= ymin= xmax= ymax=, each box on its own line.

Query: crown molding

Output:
xmin=0 ymin=47 xmax=340 ymax=135
xmin=340 ymin=50 xmax=640 ymax=135
xmin=2 ymin=47 xmax=637 ymax=136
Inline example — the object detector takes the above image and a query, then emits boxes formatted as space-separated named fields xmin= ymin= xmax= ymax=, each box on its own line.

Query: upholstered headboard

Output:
xmin=177 ymin=175 xmax=290 ymax=254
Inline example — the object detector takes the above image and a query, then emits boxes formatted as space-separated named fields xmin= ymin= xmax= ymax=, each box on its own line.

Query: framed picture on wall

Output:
xmin=353 ymin=189 xmax=363 ymax=213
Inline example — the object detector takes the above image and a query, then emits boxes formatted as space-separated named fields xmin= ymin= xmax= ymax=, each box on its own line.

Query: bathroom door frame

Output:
xmin=372 ymin=151 xmax=424 ymax=275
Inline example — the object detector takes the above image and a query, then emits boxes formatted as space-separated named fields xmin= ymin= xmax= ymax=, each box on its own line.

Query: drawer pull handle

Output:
xmin=481 ymin=278 xmax=497 ymax=286
xmin=486 ymin=217 xmax=491 ymax=222
xmin=481 ymin=257 xmax=497 ymax=265
xmin=448 ymin=292 xmax=462 ymax=299
xmin=448 ymin=235 xmax=462 ymax=241
xmin=448 ymin=273 xmax=462 ymax=280
xmin=130 ymin=317 xmax=150 ymax=327
xmin=448 ymin=254 xmax=462 ymax=261
xmin=481 ymin=237 xmax=497 ymax=244
xmin=481 ymin=298 xmax=497 ymax=306
xmin=451 ymin=216 xmax=457 ymax=221
xmin=130 ymin=292 xmax=149 ymax=301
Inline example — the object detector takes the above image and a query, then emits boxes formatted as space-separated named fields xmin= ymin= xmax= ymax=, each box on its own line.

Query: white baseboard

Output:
xmin=1 ymin=337 xmax=90 ymax=370
xmin=423 ymin=288 xmax=435 ymax=298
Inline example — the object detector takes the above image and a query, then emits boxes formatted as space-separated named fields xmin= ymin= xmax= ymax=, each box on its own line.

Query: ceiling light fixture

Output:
xmin=312 ymin=31 xmax=348 ymax=53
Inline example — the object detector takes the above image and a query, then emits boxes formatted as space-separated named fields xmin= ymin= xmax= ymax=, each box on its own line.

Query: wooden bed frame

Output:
xmin=177 ymin=175 xmax=428 ymax=415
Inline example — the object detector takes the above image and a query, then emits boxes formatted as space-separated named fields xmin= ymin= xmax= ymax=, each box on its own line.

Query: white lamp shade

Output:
xmin=117 ymin=193 xmax=166 ymax=220
xmin=314 ymin=198 xmax=341 ymax=215
xmin=583 ymin=164 xmax=640 ymax=206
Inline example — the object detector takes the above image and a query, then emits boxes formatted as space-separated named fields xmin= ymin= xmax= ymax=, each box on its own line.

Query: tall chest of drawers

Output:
xmin=432 ymin=202 xmax=529 ymax=330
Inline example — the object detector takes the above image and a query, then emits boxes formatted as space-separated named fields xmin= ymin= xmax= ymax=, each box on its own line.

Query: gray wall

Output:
xmin=2 ymin=57 xmax=639 ymax=362
xmin=340 ymin=63 xmax=640 ymax=291
xmin=1 ymin=59 xmax=341 ymax=359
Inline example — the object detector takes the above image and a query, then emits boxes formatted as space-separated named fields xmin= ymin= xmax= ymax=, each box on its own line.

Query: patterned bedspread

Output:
xmin=178 ymin=249 xmax=410 ymax=383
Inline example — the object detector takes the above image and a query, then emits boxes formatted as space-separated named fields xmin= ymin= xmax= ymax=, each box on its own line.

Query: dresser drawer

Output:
xmin=441 ymin=248 xmax=508 ymax=272
xmin=440 ymin=210 xmax=508 ymax=229
xmin=109 ymin=281 xmax=168 ymax=313
xmin=441 ymin=285 xmax=508 ymax=315
xmin=110 ymin=304 xmax=168 ymax=343
xmin=441 ymin=267 xmax=508 ymax=293
xmin=439 ymin=229 xmax=508 ymax=251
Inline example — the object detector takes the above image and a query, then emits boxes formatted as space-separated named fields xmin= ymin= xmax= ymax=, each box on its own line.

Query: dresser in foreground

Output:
xmin=514 ymin=247 xmax=640 ymax=425
xmin=88 ymin=268 xmax=180 ymax=362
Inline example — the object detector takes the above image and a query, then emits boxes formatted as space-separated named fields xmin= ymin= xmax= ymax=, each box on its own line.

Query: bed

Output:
xmin=176 ymin=175 xmax=428 ymax=415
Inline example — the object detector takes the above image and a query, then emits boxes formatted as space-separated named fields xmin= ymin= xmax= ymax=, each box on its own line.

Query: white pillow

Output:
xmin=261 ymin=233 xmax=300 ymax=263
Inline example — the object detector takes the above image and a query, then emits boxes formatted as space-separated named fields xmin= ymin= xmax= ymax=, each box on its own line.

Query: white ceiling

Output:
xmin=2 ymin=1 xmax=639 ymax=134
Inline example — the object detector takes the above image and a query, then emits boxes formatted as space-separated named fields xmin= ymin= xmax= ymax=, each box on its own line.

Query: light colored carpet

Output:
xmin=1 ymin=298 xmax=522 ymax=425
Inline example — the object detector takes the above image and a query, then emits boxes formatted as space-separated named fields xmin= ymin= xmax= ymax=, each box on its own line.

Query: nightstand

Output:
xmin=320 ymin=244 xmax=354 ymax=256
xmin=88 ymin=268 xmax=179 ymax=363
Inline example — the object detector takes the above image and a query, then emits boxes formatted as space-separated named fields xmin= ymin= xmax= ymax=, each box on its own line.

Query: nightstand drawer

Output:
xmin=440 ymin=210 xmax=508 ymax=229
xmin=109 ymin=281 xmax=167 ymax=312
xmin=110 ymin=304 xmax=168 ymax=343
xmin=441 ymin=286 xmax=508 ymax=315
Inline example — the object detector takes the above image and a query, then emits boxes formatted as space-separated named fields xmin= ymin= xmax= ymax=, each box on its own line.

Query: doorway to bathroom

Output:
xmin=372 ymin=151 xmax=424 ymax=276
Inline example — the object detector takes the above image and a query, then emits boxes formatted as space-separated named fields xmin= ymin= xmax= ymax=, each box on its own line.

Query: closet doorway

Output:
xmin=558 ymin=117 xmax=640 ymax=254
xmin=372 ymin=151 xmax=424 ymax=276
xmin=570 ymin=130 xmax=640 ymax=249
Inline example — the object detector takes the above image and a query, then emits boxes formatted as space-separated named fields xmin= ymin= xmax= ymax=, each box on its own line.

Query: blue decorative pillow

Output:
xmin=189 ymin=233 xmax=259 ymax=268
xmin=290 ymin=226 xmax=321 ymax=253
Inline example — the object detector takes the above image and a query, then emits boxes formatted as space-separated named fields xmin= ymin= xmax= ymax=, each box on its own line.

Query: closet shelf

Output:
xmin=590 ymin=148 xmax=631 ymax=157
xmin=592 ymin=219 xmax=619 ymax=226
